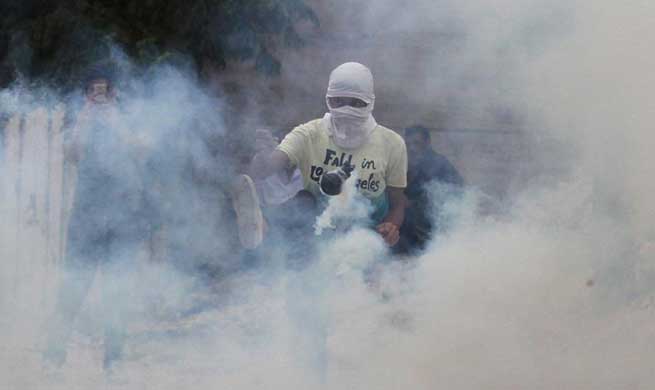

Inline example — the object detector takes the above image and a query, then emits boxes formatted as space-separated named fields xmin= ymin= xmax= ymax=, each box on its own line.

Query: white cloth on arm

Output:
xmin=255 ymin=169 xmax=303 ymax=207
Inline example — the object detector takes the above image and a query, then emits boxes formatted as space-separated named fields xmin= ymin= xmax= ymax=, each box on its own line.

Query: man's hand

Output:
xmin=376 ymin=222 xmax=400 ymax=246
xmin=249 ymin=129 xmax=291 ymax=180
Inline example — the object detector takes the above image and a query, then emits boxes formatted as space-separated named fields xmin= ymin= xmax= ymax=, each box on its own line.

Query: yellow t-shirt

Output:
xmin=277 ymin=118 xmax=407 ymax=203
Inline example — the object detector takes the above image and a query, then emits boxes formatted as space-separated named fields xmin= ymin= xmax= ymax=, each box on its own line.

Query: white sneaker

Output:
xmin=231 ymin=174 xmax=264 ymax=249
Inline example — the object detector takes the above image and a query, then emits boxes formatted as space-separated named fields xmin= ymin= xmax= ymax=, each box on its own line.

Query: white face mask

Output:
xmin=326 ymin=104 xmax=377 ymax=149
xmin=323 ymin=62 xmax=378 ymax=149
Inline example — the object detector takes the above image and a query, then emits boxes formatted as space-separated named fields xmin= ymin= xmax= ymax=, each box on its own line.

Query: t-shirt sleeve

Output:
xmin=276 ymin=124 xmax=309 ymax=168
xmin=386 ymin=133 xmax=408 ymax=188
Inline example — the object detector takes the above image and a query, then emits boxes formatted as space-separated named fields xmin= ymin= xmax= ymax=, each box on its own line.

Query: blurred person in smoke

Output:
xmin=396 ymin=125 xmax=463 ymax=254
xmin=43 ymin=62 xmax=151 ymax=372
xmin=138 ymin=55 xmax=236 ymax=278
xmin=232 ymin=62 xmax=407 ymax=252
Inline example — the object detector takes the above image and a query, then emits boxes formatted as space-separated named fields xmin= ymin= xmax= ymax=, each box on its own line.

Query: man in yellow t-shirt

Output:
xmin=234 ymin=62 xmax=407 ymax=249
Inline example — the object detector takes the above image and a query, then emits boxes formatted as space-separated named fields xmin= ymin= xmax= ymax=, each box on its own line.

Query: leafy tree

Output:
xmin=0 ymin=0 xmax=319 ymax=89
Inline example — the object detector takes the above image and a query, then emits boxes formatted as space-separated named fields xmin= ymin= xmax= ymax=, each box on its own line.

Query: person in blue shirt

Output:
xmin=397 ymin=125 xmax=463 ymax=255
xmin=44 ymin=63 xmax=150 ymax=372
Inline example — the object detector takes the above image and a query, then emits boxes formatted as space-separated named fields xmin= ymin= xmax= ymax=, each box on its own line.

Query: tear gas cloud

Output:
xmin=2 ymin=0 xmax=655 ymax=389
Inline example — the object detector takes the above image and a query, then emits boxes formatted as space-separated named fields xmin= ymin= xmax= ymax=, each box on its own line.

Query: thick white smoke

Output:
xmin=2 ymin=0 xmax=655 ymax=389
xmin=309 ymin=1 xmax=655 ymax=389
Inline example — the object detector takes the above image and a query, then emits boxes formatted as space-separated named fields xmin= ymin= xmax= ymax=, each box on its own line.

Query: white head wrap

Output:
xmin=322 ymin=62 xmax=378 ymax=149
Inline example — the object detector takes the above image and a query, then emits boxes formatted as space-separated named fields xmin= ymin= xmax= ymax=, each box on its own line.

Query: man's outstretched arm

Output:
xmin=249 ymin=149 xmax=290 ymax=180
xmin=247 ymin=128 xmax=292 ymax=180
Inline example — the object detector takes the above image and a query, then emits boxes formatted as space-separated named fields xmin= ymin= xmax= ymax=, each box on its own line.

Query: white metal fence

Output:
xmin=1 ymin=106 xmax=69 ymax=337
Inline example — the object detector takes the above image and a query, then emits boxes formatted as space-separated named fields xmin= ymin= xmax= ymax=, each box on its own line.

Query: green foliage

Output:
xmin=0 ymin=0 xmax=319 ymax=89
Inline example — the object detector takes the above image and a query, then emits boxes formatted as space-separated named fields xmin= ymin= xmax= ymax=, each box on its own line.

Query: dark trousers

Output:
xmin=45 ymin=208 xmax=144 ymax=369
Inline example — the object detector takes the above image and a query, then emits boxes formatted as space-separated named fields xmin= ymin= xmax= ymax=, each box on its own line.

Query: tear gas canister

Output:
xmin=319 ymin=163 xmax=355 ymax=196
